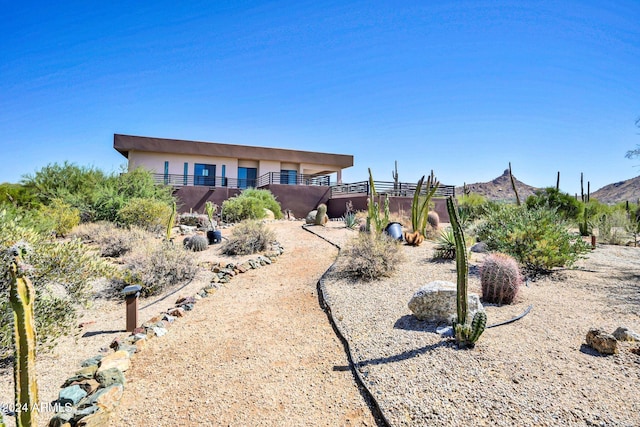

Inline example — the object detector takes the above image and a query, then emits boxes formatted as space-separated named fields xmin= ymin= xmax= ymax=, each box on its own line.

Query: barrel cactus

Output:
xmin=315 ymin=203 xmax=328 ymax=226
xmin=183 ymin=235 xmax=209 ymax=252
xmin=427 ymin=211 xmax=440 ymax=229
xmin=480 ymin=253 xmax=523 ymax=305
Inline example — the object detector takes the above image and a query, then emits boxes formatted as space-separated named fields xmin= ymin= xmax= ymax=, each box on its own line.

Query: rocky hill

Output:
xmin=456 ymin=169 xmax=538 ymax=201
xmin=591 ymin=176 xmax=640 ymax=204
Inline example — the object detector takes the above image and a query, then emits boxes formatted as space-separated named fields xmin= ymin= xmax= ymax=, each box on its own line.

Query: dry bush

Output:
xmin=71 ymin=222 xmax=147 ymax=257
xmin=338 ymin=233 xmax=404 ymax=281
xmin=221 ymin=220 xmax=275 ymax=255
xmin=117 ymin=239 xmax=198 ymax=297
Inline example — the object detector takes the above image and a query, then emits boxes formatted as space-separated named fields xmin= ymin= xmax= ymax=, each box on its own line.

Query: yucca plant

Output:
xmin=433 ymin=228 xmax=456 ymax=259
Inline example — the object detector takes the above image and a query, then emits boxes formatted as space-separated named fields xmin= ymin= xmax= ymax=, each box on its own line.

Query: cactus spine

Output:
xmin=166 ymin=200 xmax=177 ymax=241
xmin=315 ymin=203 xmax=328 ymax=226
xmin=9 ymin=247 xmax=39 ymax=427
xmin=184 ymin=235 xmax=208 ymax=252
xmin=447 ymin=197 xmax=486 ymax=348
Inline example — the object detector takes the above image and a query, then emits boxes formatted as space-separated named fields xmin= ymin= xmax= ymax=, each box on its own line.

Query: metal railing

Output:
xmin=153 ymin=172 xmax=331 ymax=189
xmin=330 ymin=180 xmax=455 ymax=198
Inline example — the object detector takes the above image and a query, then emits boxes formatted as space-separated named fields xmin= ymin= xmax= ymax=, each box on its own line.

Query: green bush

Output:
xmin=456 ymin=193 xmax=488 ymax=220
xmin=39 ymin=198 xmax=81 ymax=237
xmin=117 ymin=240 xmax=198 ymax=297
xmin=338 ymin=233 xmax=404 ymax=281
xmin=117 ymin=197 xmax=171 ymax=231
xmin=221 ymin=189 xmax=282 ymax=222
xmin=475 ymin=204 xmax=590 ymax=274
xmin=0 ymin=210 xmax=113 ymax=359
xmin=525 ymin=187 xmax=582 ymax=221
xmin=221 ymin=221 xmax=276 ymax=255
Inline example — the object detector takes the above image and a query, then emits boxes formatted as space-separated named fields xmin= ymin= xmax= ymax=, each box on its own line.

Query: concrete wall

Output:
xmin=328 ymin=195 xmax=450 ymax=223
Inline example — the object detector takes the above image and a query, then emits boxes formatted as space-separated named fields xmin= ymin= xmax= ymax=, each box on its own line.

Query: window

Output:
xmin=280 ymin=169 xmax=297 ymax=185
xmin=194 ymin=163 xmax=216 ymax=186
xmin=238 ymin=167 xmax=257 ymax=189
xmin=164 ymin=161 xmax=169 ymax=185
xmin=183 ymin=162 xmax=189 ymax=186
xmin=221 ymin=165 xmax=227 ymax=187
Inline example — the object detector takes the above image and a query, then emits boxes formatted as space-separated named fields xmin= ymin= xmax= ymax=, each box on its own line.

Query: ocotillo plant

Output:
xmin=446 ymin=197 xmax=487 ymax=348
xmin=556 ymin=171 xmax=560 ymax=191
xmin=509 ymin=162 xmax=521 ymax=206
xmin=8 ymin=245 xmax=39 ymax=427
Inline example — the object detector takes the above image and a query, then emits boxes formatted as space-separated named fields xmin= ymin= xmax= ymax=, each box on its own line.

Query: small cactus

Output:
xmin=468 ymin=311 xmax=487 ymax=344
xmin=427 ymin=211 xmax=440 ymax=229
xmin=315 ymin=203 xmax=328 ymax=226
xmin=480 ymin=253 xmax=523 ymax=305
xmin=183 ymin=235 xmax=208 ymax=252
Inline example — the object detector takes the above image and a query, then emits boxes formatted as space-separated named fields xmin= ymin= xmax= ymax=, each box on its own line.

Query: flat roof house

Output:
xmin=113 ymin=134 xmax=353 ymax=189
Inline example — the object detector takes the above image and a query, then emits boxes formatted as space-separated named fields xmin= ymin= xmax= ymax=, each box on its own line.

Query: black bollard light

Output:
xmin=121 ymin=285 xmax=142 ymax=332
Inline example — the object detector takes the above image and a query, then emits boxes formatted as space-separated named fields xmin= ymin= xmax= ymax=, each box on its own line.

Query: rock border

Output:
xmin=46 ymin=242 xmax=285 ymax=427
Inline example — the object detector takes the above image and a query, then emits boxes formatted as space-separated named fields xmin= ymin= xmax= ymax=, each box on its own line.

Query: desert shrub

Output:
xmin=475 ymin=205 xmax=590 ymax=273
xmin=456 ymin=193 xmax=488 ymax=220
xmin=480 ymin=253 xmax=523 ymax=305
xmin=117 ymin=241 xmax=198 ymax=297
xmin=338 ymin=233 xmax=404 ymax=281
xmin=39 ymin=198 xmax=80 ymax=237
xmin=117 ymin=197 xmax=171 ymax=232
xmin=0 ymin=210 xmax=113 ymax=358
xmin=525 ymin=187 xmax=582 ymax=221
xmin=178 ymin=212 xmax=208 ymax=228
xmin=596 ymin=210 xmax=630 ymax=245
xmin=221 ymin=221 xmax=276 ymax=255
xmin=221 ymin=189 xmax=283 ymax=222
xmin=72 ymin=222 xmax=147 ymax=257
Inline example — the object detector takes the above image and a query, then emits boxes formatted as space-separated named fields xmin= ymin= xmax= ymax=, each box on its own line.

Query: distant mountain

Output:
xmin=591 ymin=176 xmax=640 ymax=204
xmin=456 ymin=169 xmax=539 ymax=201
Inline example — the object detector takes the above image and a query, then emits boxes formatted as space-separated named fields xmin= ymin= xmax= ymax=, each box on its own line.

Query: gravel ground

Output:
xmin=2 ymin=221 xmax=639 ymax=426
xmin=316 ymin=227 xmax=640 ymax=427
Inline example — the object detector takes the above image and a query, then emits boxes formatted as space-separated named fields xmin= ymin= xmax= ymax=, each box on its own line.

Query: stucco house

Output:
xmin=113 ymin=134 xmax=354 ymax=217
xmin=113 ymin=134 xmax=353 ymax=189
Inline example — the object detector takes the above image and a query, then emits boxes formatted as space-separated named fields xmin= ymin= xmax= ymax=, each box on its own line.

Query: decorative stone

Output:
xmin=80 ymin=356 xmax=103 ymax=368
xmin=586 ymin=328 xmax=618 ymax=355
xmin=59 ymin=385 xmax=88 ymax=406
xmin=236 ymin=263 xmax=248 ymax=273
xmin=151 ymin=326 xmax=168 ymax=337
xmin=73 ymin=405 xmax=100 ymax=421
xmin=408 ymin=281 xmax=484 ymax=324
xmin=470 ymin=242 xmax=488 ymax=253
xmin=162 ymin=313 xmax=177 ymax=323
xmin=612 ymin=326 xmax=640 ymax=342
xmin=75 ymin=408 xmax=111 ymax=427
xmin=175 ymin=296 xmax=196 ymax=306
xmin=116 ymin=344 xmax=138 ymax=357
xmin=79 ymin=384 xmax=124 ymax=411
xmin=168 ymin=307 xmax=184 ymax=317
xmin=70 ymin=379 xmax=100 ymax=395
xmin=305 ymin=210 xmax=318 ymax=224
xmin=63 ymin=365 xmax=98 ymax=387
xmin=48 ymin=411 xmax=76 ymax=427
xmin=97 ymin=350 xmax=130 ymax=373
xmin=181 ymin=303 xmax=194 ymax=311
xmin=95 ymin=367 xmax=125 ymax=387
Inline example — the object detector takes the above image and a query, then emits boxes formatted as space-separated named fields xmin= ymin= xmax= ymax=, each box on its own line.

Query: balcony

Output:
xmin=153 ymin=172 xmax=332 ymax=189
xmin=330 ymin=180 xmax=455 ymax=198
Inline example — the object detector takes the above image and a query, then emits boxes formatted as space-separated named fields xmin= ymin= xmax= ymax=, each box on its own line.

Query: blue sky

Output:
xmin=2 ymin=1 xmax=639 ymax=196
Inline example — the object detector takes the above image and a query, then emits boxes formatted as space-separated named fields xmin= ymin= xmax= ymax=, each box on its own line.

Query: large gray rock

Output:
xmin=612 ymin=326 xmax=640 ymax=342
xmin=305 ymin=210 xmax=318 ymax=224
xmin=408 ymin=281 xmax=484 ymax=324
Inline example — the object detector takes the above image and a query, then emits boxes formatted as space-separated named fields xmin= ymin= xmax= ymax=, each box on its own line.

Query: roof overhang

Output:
xmin=113 ymin=134 xmax=353 ymax=169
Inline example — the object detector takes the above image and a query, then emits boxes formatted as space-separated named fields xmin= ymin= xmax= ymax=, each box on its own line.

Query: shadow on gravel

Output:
xmin=393 ymin=315 xmax=445 ymax=333
xmin=82 ymin=329 xmax=126 ymax=338
xmin=579 ymin=344 xmax=613 ymax=357
xmin=354 ymin=341 xmax=451 ymax=368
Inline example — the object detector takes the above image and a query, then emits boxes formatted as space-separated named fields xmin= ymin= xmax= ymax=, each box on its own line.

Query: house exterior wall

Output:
xmin=128 ymin=151 xmax=239 ymax=176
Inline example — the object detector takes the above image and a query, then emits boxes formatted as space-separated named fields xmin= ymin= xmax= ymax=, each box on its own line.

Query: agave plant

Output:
xmin=433 ymin=227 xmax=456 ymax=259
xmin=342 ymin=212 xmax=359 ymax=229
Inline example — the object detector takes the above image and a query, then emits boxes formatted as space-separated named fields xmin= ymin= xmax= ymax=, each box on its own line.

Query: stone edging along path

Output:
xmin=46 ymin=242 xmax=284 ymax=427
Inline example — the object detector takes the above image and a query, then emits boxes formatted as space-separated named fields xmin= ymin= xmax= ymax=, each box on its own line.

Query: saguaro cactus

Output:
xmin=446 ymin=197 xmax=486 ymax=348
xmin=8 ymin=246 xmax=39 ymax=427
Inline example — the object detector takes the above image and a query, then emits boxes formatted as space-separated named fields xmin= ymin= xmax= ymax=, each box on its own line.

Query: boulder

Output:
xmin=612 ymin=326 xmax=640 ymax=342
xmin=305 ymin=210 xmax=318 ymax=224
xmin=470 ymin=242 xmax=488 ymax=253
xmin=585 ymin=328 xmax=618 ymax=355
xmin=97 ymin=350 xmax=130 ymax=373
xmin=408 ymin=281 xmax=484 ymax=324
